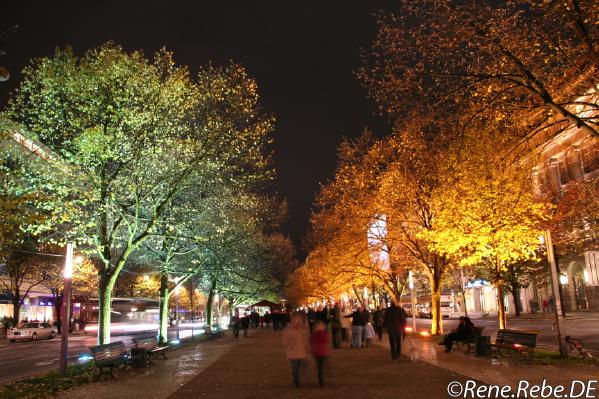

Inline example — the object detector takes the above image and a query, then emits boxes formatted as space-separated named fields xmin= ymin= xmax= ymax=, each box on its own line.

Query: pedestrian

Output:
xmin=373 ymin=306 xmax=384 ymax=342
xmin=345 ymin=306 xmax=365 ymax=349
xmin=264 ymin=311 xmax=271 ymax=329
xmin=282 ymin=313 xmax=311 ymax=388
xmin=231 ymin=315 xmax=240 ymax=338
xmin=241 ymin=315 xmax=250 ymax=338
xmin=438 ymin=316 xmax=474 ymax=352
xmin=383 ymin=301 xmax=407 ymax=361
xmin=272 ymin=310 xmax=280 ymax=330
xmin=364 ymin=322 xmax=375 ymax=348
xmin=307 ymin=307 xmax=317 ymax=333
xmin=250 ymin=310 xmax=260 ymax=328
xmin=329 ymin=303 xmax=342 ymax=349
xmin=310 ymin=321 xmax=330 ymax=387
xmin=340 ymin=308 xmax=352 ymax=344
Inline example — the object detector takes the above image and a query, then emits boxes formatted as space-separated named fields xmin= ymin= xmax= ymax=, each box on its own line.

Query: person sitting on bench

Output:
xmin=438 ymin=316 xmax=474 ymax=353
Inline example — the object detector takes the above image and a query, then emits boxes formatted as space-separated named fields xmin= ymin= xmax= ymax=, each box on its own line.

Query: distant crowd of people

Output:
xmin=281 ymin=301 xmax=410 ymax=388
xmin=230 ymin=309 xmax=290 ymax=338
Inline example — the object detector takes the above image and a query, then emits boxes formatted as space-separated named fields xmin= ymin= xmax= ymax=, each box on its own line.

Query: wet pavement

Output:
xmin=169 ymin=330 xmax=473 ymax=399
xmin=376 ymin=332 xmax=599 ymax=390
xmin=56 ymin=333 xmax=242 ymax=399
xmin=52 ymin=328 xmax=599 ymax=399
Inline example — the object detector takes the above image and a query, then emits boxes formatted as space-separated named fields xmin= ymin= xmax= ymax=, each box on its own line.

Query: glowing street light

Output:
xmin=59 ymin=243 xmax=73 ymax=374
xmin=409 ymin=270 xmax=417 ymax=332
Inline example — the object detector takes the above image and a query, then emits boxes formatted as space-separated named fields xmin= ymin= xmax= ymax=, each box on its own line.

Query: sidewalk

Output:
xmin=53 ymin=328 xmax=599 ymax=399
xmin=475 ymin=311 xmax=599 ymax=322
xmin=376 ymin=333 xmax=598 ymax=390
xmin=169 ymin=330 xmax=474 ymax=399
xmin=56 ymin=333 xmax=243 ymax=399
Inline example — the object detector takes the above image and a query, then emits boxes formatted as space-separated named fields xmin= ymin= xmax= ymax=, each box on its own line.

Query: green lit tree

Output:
xmin=4 ymin=43 xmax=274 ymax=344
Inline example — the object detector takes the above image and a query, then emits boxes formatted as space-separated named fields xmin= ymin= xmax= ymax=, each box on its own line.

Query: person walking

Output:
xmin=383 ymin=301 xmax=407 ymax=361
xmin=241 ymin=315 xmax=250 ymax=338
xmin=373 ymin=306 xmax=384 ymax=342
xmin=345 ymin=307 xmax=365 ymax=349
xmin=282 ymin=313 xmax=311 ymax=388
xmin=329 ymin=303 xmax=342 ymax=349
xmin=310 ymin=321 xmax=330 ymax=387
xmin=231 ymin=315 xmax=240 ymax=338
xmin=307 ymin=307 xmax=317 ymax=333
xmin=340 ymin=308 xmax=352 ymax=344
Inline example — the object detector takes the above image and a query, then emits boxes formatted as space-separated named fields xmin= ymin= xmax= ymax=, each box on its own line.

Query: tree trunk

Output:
xmin=496 ymin=283 xmax=507 ymax=330
xmin=98 ymin=275 xmax=115 ymax=345
xmin=206 ymin=280 xmax=216 ymax=327
xmin=158 ymin=273 xmax=170 ymax=344
xmin=429 ymin=269 xmax=443 ymax=335
xmin=53 ymin=292 xmax=63 ymax=333
xmin=512 ymin=287 xmax=521 ymax=317
xmin=12 ymin=301 xmax=21 ymax=324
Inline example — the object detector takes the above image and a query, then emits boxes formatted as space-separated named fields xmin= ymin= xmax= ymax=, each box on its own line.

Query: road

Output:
xmin=409 ymin=315 xmax=599 ymax=353
xmin=0 ymin=325 xmax=203 ymax=384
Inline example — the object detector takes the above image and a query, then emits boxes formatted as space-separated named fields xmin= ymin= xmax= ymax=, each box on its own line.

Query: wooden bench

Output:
xmin=89 ymin=341 xmax=131 ymax=377
xmin=132 ymin=335 xmax=169 ymax=363
xmin=459 ymin=326 xmax=484 ymax=353
xmin=204 ymin=326 xmax=225 ymax=340
xmin=491 ymin=329 xmax=539 ymax=360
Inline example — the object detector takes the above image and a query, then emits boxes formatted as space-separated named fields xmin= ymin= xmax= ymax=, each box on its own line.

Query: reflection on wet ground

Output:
xmin=57 ymin=334 xmax=244 ymax=399
xmin=378 ymin=333 xmax=598 ymax=389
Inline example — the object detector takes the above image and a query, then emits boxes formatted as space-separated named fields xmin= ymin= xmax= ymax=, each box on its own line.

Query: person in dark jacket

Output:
xmin=345 ymin=307 xmax=365 ymax=349
xmin=241 ymin=315 xmax=251 ymax=338
xmin=373 ymin=306 xmax=385 ymax=342
xmin=307 ymin=308 xmax=317 ymax=333
xmin=383 ymin=302 xmax=407 ymax=361
xmin=439 ymin=316 xmax=474 ymax=352
xmin=329 ymin=303 xmax=342 ymax=349
xmin=310 ymin=321 xmax=330 ymax=387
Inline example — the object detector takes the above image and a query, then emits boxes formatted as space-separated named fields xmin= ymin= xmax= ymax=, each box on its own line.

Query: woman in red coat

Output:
xmin=310 ymin=321 xmax=330 ymax=387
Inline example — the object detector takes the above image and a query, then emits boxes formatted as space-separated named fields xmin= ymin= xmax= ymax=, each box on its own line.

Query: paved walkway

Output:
xmin=54 ymin=328 xmax=599 ymax=399
xmin=56 ymin=334 xmax=242 ymax=399
xmin=376 ymin=333 xmax=599 ymax=389
xmin=169 ymin=330 xmax=472 ymax=399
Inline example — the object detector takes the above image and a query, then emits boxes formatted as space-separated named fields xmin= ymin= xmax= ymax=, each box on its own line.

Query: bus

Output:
xmin=80 ymin=297 xmax=160 ymax=335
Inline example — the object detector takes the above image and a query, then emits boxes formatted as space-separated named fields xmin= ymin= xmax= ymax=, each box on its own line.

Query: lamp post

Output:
xmin=409 ymin=271 xmax=417 ymax=332
xmin=542 ymin=230 xmax=568 ymax=357
xmin=175 ymin=285 xmax=180 ymax=341
xmin=59 ymin=243 xmax=73 ymax=374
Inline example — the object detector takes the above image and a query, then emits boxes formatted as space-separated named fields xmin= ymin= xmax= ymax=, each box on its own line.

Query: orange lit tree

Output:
xmin=421 ymin=128 xmax=550 ymax=329
xmin=359 ymin=0 xmax=599 ymax=140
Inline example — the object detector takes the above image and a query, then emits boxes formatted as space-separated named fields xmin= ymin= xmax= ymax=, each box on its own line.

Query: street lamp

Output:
xmin=175 ymin=285 xmax=180 ymax=341
xmin=409 ymin=270 xmax=417 ymax=332
xmin=541 ymin=230 xmax=568 ymax=357
xmin=59 ymin=243 xmax=73 ymax=374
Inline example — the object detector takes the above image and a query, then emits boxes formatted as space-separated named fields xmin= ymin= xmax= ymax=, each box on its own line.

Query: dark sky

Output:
xmin=1 ymin=1 xmax=396 ymax=247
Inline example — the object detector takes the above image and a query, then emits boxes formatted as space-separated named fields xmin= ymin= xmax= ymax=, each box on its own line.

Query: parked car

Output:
xmin=417 ymin=305 xmax=431 ymax=318
xmin=8 ymin=322 xmax=57 ymax=342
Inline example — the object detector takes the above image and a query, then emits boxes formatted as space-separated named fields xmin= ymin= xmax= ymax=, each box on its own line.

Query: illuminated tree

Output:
xmin=550 ymin=176 xmax=599 ymax=253
xmin=359 ymin=0 xmax=599 ymax=140
xmin=4 ymin=44 xmax=274 ymax=344
xmin=421 ymin=128 xmax=550 ymax=329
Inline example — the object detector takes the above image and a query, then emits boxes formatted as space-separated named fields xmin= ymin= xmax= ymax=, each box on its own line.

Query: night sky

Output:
xmin=1 ymin=2 xmax=397 ymax=248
